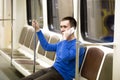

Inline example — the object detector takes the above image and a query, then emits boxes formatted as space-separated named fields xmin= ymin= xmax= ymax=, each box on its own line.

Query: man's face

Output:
xmin=60 ymin=20 xmax=71 ymax=35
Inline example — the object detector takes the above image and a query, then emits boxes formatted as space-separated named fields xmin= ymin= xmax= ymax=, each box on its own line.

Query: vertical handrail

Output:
xmin=33 ymin=0 xmax=37 ymax=73
xmin=2 ymin=0 xmax=4 ymax=27
xmin=75 ymin=0 xmax=81 ymax=80
xmin=33 ymin=33 xmax=37 ymax=73
xmin=11 ymin=0 xmax=14 ymax=66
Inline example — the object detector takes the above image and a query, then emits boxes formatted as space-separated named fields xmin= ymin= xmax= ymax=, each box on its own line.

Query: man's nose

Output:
xmin=61 ymin=28 xmax=65 ymax=32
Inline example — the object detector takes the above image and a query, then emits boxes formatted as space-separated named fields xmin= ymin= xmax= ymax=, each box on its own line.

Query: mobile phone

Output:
xmin=69 ymin=27 xmax=75 ymax=35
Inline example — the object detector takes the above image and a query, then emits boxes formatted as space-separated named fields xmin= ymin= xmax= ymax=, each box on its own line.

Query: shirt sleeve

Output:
xmin=36 ymin=30 xmax=57 ymax=52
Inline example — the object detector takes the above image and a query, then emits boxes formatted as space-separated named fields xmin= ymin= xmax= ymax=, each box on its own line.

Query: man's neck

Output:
xmin=67 ymin=34 xmax=76 ymax=41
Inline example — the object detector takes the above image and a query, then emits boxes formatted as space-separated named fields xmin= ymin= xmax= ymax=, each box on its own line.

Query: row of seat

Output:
xmin=0 ymin=26 xmax=113 ymax=80
xmin=79 ymin=47 xmax=113 ymax=80
xmin=0 ymin=27 xmax=60 ymax=76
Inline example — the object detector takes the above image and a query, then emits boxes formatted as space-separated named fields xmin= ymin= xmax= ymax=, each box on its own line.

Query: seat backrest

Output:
xmin=24 ymin=28 xmax=34 ymax=48
xmin=99 ymin=53 xmax=113 ymax=80
xmin=81 ymin=47 xmax=104 ymax=80
xmin=46 ymin=35 xmax=60 ymax=61
xmin=38 ymin=32 xmax=50 ymax=56
xmin=29 ymin=34 xmax=38 ymax=50
xmin=19 ymin=27 xmax=28 ymax=45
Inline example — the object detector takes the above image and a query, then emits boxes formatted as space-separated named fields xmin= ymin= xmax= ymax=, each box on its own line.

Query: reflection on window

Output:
xmin=47 ymin=0 xmax=73 ymax=32
xmin=27 ymin=0 xmax=43 ymax=28
xmin=81 ymin=0 xmax=115 ymax=42
xmin=101 ymin=14 xmax=114 ymax=42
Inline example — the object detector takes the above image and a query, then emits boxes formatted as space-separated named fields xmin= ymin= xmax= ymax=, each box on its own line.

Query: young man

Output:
xmin=22 ymin=16 xmax=85 ymax=80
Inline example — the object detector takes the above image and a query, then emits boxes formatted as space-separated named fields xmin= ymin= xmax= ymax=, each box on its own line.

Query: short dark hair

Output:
xmin=104 ymin=14 xmax=114 ymax=31
xmin=61 ymin=16 xmax=77 ymax=29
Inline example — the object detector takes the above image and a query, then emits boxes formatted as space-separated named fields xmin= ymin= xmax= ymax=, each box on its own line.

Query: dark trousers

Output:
xmin=21 ymin=67 xmax=64 ymax=80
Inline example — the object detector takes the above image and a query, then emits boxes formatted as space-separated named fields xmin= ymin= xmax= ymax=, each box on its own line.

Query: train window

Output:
xmin=47 ymin=0 xmax=73 ymax=32
xmin=81 ymin=0 xmax=115 ymax=43
xmin=27 ymin=0 xmax=43 ymax=28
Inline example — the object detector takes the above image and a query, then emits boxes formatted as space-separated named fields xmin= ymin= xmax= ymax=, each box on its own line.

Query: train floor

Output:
xmin=0 ymin=54 xmax=24 ymax=80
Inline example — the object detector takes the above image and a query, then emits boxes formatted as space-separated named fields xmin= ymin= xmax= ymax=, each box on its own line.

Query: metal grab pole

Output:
xmin=75 ymin=41 xmax=80 ymax=80
xmin=75 ymin=0 xmax=80 ymax=80
xmin=33 ymin=33 xmax=37 ymax=73
xmin=11 ymin=0 xmax=14 ymax=66
xmin=33 ymin=0 xmax=37 ymax=73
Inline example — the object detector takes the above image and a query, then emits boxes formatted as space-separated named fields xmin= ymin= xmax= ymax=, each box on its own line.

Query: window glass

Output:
xmin=47 ymin=0 xmax=73 ymax=32
xmin=81 ymin=0 xmax=115 ymax=42
xmin=27 ymin=0 xmax=43 ymax=28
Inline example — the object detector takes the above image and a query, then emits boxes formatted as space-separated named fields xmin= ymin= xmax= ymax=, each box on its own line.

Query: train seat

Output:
xmin=19 ymin=27 xmax=29 ymax=45
xmin=23 ymin=28 xmax=34 ymax=48
xmin=13 ymin=31 xmax=51 ymax=75
xmin=11 ymin=27 xmax=39 ymax=76
xmin=46 ymin=34 xmax=60 ymax=61
xmin=11 ymin=29 xmax=61 ymax=76
xmin=0 ymin=27 xmax=28 ymax=52
xmin=0 ymin=27 xmax=29 ymax=60
xmin=29 ymin=34 xmax=38 ymax=51
xmin=36 ymin=32 xmax=60 ymax=68
xmin=99 ymin=53 xmax=113 ymax=80
xmin=12 ymin=27 xmax=35 ymax=59
xmin=79 ymin=47 xmax=104 ymax=80
xmin=37 ymin=32 xmax=50 ymax=56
